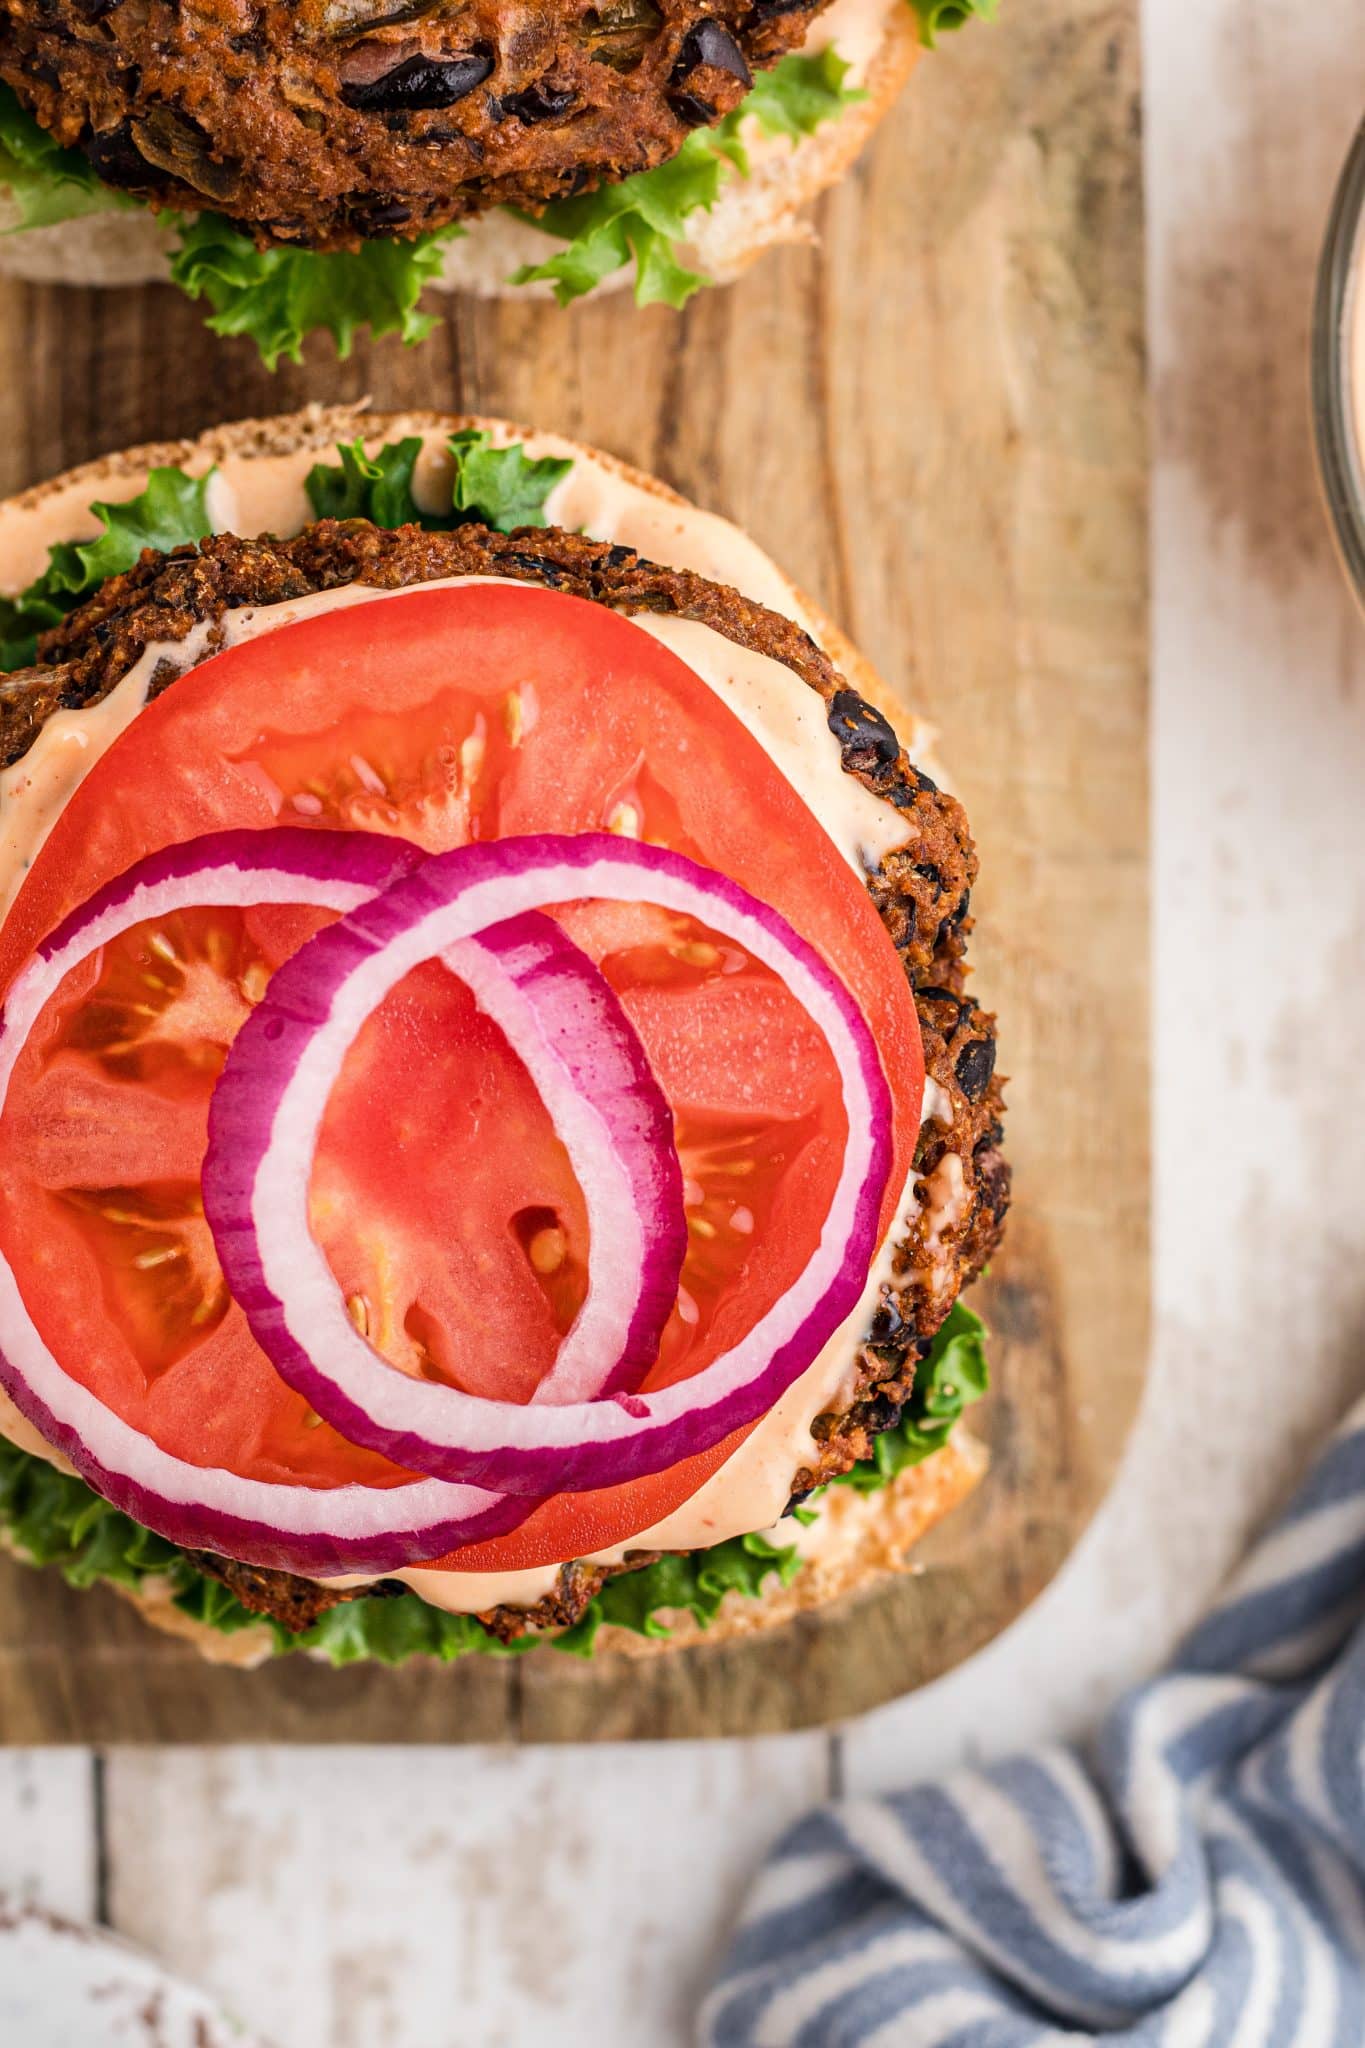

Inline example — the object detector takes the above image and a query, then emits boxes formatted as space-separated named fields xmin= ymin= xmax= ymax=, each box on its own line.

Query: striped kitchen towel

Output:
xmin=701 ymin=1393 xmax=1365 ymax=2047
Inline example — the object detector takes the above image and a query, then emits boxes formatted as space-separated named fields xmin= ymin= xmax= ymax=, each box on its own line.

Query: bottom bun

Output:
xmin=0 ymin=400 xmax=987 ymax=1672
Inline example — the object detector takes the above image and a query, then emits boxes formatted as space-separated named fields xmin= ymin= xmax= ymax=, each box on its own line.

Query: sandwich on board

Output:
xmin=0 ymin=0 xmax=995 ymax=361
xmin=0 ymin=408 xmax=1007 ymax=1669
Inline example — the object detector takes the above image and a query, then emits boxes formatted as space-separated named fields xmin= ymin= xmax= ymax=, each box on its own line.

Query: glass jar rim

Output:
xmin=1313 ymin=113 xmax=1365 ymax=606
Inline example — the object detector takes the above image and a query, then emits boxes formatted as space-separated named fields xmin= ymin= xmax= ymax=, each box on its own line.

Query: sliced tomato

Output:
xmin=0 ymin=583 xmax=922 ymax=1571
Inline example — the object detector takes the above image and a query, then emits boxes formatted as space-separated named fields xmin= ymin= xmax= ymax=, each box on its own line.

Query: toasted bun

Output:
xmin=0 ymin=0 xmax=915 ymax=299
xmin=0 ymin=402 xmax=972 ymax=1668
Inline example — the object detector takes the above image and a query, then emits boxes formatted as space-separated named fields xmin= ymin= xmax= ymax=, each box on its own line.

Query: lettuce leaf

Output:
xmin=0 ymin=91 xmax=452 ymax=365
xmin=829 ymin=1299 xmax=990 ymax=1495
xmin=304 ymin=429 xmax=572 ymax=534
xmin=0 ymin=465 xmax=214 ymax=670
xmin=304 ymin=437 xmax=430 ymax=529
xmin=511 ymin=130 xmax=725 ymax=310
xmin=555 ymin=1531 xmax=802 ymax=1657
xmin=447 ymin=429 xmax=574 ymax=532
xmin=0 ymin=1440 xmax=180 ymax=1587
xmin=167 ymin=212 xmax=456 ymax=372
xmin=513 ymin=50 xmax=863 ymax=310
xmin=0 ymin=86 xmax=130 ymax=234
xmin=287 ymin=1592 xmax=534 ymax=1667
xmin=909 ymin=0 xmax=999 ymax=46
xmin=738 ymin=47 xmax=868 ymax=147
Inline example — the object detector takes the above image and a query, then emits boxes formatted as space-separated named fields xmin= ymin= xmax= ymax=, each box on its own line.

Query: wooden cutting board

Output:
xmin=0 ymin=0 xmax=1146 ymax=1741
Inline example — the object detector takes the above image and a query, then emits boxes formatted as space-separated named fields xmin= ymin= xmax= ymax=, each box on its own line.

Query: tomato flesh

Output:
xmin=0 ymin=584 xmax=922 ymax=1571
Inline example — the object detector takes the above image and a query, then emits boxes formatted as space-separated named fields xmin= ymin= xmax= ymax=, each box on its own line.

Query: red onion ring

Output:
xmin=210 ymin=833 xmax=894 ymax=1496
xmin=208 ymin=906 xmax=687 ymax=1409
xmin=0 ymin=831 xmax=525 ymax=1573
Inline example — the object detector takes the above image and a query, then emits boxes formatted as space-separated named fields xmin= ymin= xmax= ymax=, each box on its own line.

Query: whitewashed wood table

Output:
xmin=4 ymin=0 xmax=1365 ymax=2040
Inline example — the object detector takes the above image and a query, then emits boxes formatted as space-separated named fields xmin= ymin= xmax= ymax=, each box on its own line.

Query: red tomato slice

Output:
xmin=0 ymin=583 xmax=922 ymax=1572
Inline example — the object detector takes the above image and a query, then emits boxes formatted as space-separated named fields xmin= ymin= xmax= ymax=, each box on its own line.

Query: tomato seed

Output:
xmin=189 ymin=1292 xmax=225 ymax=1327
xmin=460 ymin=724 xmax=486 ymax=785
xmin=528 ymin=1227 xmax=567 ymax=1275
xmin=673 ymin=940 xmax=719 ymax=968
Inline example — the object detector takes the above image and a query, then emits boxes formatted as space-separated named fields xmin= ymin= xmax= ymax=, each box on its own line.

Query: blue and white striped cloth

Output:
xmin=702 ymin=1394 xmax=1365 ymax=2046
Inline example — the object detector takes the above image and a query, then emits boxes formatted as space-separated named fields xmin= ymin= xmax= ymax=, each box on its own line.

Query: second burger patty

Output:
xmin=6 ymin=515 xmax=1009 ymax=1639
xmin=0 ymin=0 xmax=828 ymax=249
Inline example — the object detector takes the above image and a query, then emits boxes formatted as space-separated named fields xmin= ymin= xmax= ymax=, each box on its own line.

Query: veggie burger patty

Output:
xmin=0 ymin=514 xmax=1009 ymax=1644
xmin=0 ymin=0 xmax=826 ymax=249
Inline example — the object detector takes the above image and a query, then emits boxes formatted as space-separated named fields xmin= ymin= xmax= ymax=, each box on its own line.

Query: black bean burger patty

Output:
xmin=4 ymin=516 xmax=1008 ymax=1640
xmin=0 ymin=0 xmax=826 ymax=249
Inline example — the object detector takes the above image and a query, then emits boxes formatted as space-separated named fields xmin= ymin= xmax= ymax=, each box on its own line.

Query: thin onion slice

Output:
xmin=0 ymin=829 xmax=532 ymax=1574
xmin=208 ymin=906 xmax=687 ymax=1409
xmin=213 ymin=832 xmax=894 ymax=1496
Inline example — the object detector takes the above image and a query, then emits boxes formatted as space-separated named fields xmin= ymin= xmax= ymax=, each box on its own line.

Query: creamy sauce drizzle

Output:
xmin=0 ymin=658 xmax=176 ymax=923
xmin=0 ymin=425 xmax=933 ymax=1614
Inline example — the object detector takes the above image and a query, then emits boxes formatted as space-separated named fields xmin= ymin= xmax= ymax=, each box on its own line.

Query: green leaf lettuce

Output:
xmin=829 ymin=1299 xmax=990 ymax=1495
xmin=0 ymin=85 xmax=130 ymax=234
xmin=168 ymin=212 xmax=457 ymax=372
xmin=909 ymin=0 xmax=999 ymax=47
xmin=304 ymin=437 xmax=431 ymax=530
xmin=0 ymin=1432 xmax=803 ymax=1667
xmin=0 ymin=465 xmax=214 ymax=670
xmin=739 ymin=47 xmax=868 ymax=144
xmin=513 ymin=50 xmax=864 ymax=309
xmin=447 ymin=429 xmax=574 ymax=532
xmin=303 ymin=429 xmax=572 ymax=533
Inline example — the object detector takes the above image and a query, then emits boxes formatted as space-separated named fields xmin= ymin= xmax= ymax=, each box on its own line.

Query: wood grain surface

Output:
xmin=0 ymin=0 xmax=1146 ymax=1742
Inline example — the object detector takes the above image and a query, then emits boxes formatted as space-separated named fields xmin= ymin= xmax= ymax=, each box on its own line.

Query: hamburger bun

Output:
xmin=0 ymin=404 xmax=996 ymax=1669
